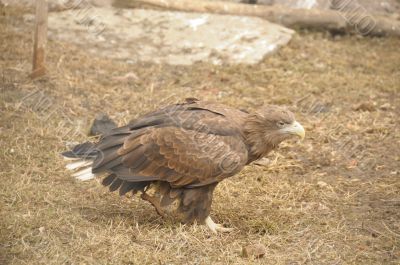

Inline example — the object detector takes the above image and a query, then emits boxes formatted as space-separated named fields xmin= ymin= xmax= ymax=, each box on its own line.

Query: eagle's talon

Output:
xmin=205 ymin=216 xmax=234 ymax=234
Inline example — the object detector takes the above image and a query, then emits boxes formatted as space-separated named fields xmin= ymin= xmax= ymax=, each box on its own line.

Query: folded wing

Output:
xmin=92 ymin=102 xmax=249 ymax=189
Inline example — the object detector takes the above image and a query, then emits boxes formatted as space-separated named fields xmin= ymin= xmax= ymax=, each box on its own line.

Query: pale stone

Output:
xmin=47 ymin=8 xmax=294 ymax=65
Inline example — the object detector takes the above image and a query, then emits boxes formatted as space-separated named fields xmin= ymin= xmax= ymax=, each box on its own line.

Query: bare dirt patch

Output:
xmin=1 ymin=5 xmax=399 ymax=265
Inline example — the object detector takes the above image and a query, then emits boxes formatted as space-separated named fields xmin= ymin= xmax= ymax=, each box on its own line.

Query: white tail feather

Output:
xmin=72 ymin=167 xmax=95 ymax=181
xmin=77 ymin=172 xmax=96 ymax=181
xmin=66 ymin=160 xmax=93 ymax=170
xmin=63 ymin=156 xmax=81 ymax=161
xmin=62 ymin=153 xmax=99 ymax=181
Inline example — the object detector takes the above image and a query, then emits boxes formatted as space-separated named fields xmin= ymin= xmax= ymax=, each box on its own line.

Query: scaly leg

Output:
xmin=205 ymin=216 xmax=234 ymax=234
xmin=141 ymin=192 xmax=165 ymax=217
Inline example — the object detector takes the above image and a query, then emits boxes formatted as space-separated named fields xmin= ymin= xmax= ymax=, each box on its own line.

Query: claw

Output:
xmin=205 ymin=216 xmax=234 ymax=234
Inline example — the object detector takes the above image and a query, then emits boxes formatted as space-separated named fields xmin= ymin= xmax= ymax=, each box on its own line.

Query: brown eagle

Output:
xmin=62 ymin=99 xmax=305 ymax=233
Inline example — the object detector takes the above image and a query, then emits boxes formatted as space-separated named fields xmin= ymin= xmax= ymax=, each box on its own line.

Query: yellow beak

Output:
xmin=281 ymin=121 xmax=305 ymax=140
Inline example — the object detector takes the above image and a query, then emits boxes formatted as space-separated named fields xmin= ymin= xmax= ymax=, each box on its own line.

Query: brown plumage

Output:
xmin=62 ymin=98 xmax=305 ymax=233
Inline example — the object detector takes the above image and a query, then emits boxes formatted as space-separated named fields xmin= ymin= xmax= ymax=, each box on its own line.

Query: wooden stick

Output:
xmin=132 ymin=0 xmax=400 ymax=37
xmin=31 ymin=0 xmax=48 ymax=78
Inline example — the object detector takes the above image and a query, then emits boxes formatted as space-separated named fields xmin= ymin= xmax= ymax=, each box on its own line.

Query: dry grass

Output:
xmin=1 ymin=5 xmax=400 ymax=265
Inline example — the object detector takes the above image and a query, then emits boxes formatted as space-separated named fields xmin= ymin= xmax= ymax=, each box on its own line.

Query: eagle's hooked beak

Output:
xmin=281 ymin=121 xmax=305 ymax=140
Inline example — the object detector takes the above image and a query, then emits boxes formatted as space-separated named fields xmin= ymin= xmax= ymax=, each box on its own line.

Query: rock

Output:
xmin=1 ymin=0 xmax=113 ymax=11
xmin=255 ymin=0 xmax=331 ymax=10
xmin=331 ymin=0 xmax=400 ymax=15
xmin=89 ymin=113 xmax=117 ymax=136
xmin=48 ymin=8 xmax=294 ymax=65
xmin=242 ymin=243 xmax=267 ymax=258
xmin=246 ymin=0 xmax=400 ymax=15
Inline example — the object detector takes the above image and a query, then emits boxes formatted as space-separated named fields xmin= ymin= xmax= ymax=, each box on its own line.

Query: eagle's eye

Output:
xmin=276 ymin=121 xmax=285 ymax=127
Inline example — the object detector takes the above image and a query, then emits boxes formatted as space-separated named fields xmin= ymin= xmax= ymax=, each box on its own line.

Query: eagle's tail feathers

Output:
xmin=71 ymin=164 xmax=96 ymax=181
xmin=61 ymin=142 xmax=98 ymax=159
xmin=66 ymin=159 xmax=93 ymax=170
xmin=61 ymin=142 xmax=100 ymax=181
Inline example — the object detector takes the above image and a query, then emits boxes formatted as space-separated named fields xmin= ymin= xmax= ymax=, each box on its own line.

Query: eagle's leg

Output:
xmin=205 ymin=216 xmax=234 ymax=234
xmin=141 ymin=192 xmax=166 ymax=217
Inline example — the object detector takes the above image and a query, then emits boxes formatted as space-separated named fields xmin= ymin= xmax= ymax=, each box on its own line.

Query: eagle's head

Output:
xmin=244 ymin=105 xmax=305 ymax=160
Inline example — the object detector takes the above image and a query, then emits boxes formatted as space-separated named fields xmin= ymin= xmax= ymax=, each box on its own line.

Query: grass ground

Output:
xmin=1 ymin=5 xmax=399 ymax=265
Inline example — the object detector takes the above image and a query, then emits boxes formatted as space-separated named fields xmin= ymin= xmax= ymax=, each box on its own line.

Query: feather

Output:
xmin=92 ymin=145 xmax=122 ymax=172
xmin=109 ymin=178 xmax=123 ymax=192
xmin=118 ymin=181 xmax=135 ymax=196
xmin=72 ymin=167 xmax=95 ymax=181
xmin=66 ymin=159 xmax=93 ymax=170
xmin=118 ymin=181 xmax=149 ymax=196
xmin=62 ymin=155 xmax=80 ymax=161
xmin=61 ymin=142 xmax=98 ymax=159
xmin=102 ymin=174 xmax=116 ymax=186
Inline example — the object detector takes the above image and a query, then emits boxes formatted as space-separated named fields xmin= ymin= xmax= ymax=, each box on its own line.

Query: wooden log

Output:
xmin=132 ymin=0 xmax=400 ymax=37
xmin=31 ymin=0 xmax=48 ymax=78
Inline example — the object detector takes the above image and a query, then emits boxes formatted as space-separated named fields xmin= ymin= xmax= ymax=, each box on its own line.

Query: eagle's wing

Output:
xmin=92 ymin=102 xmax=249 ymax=188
